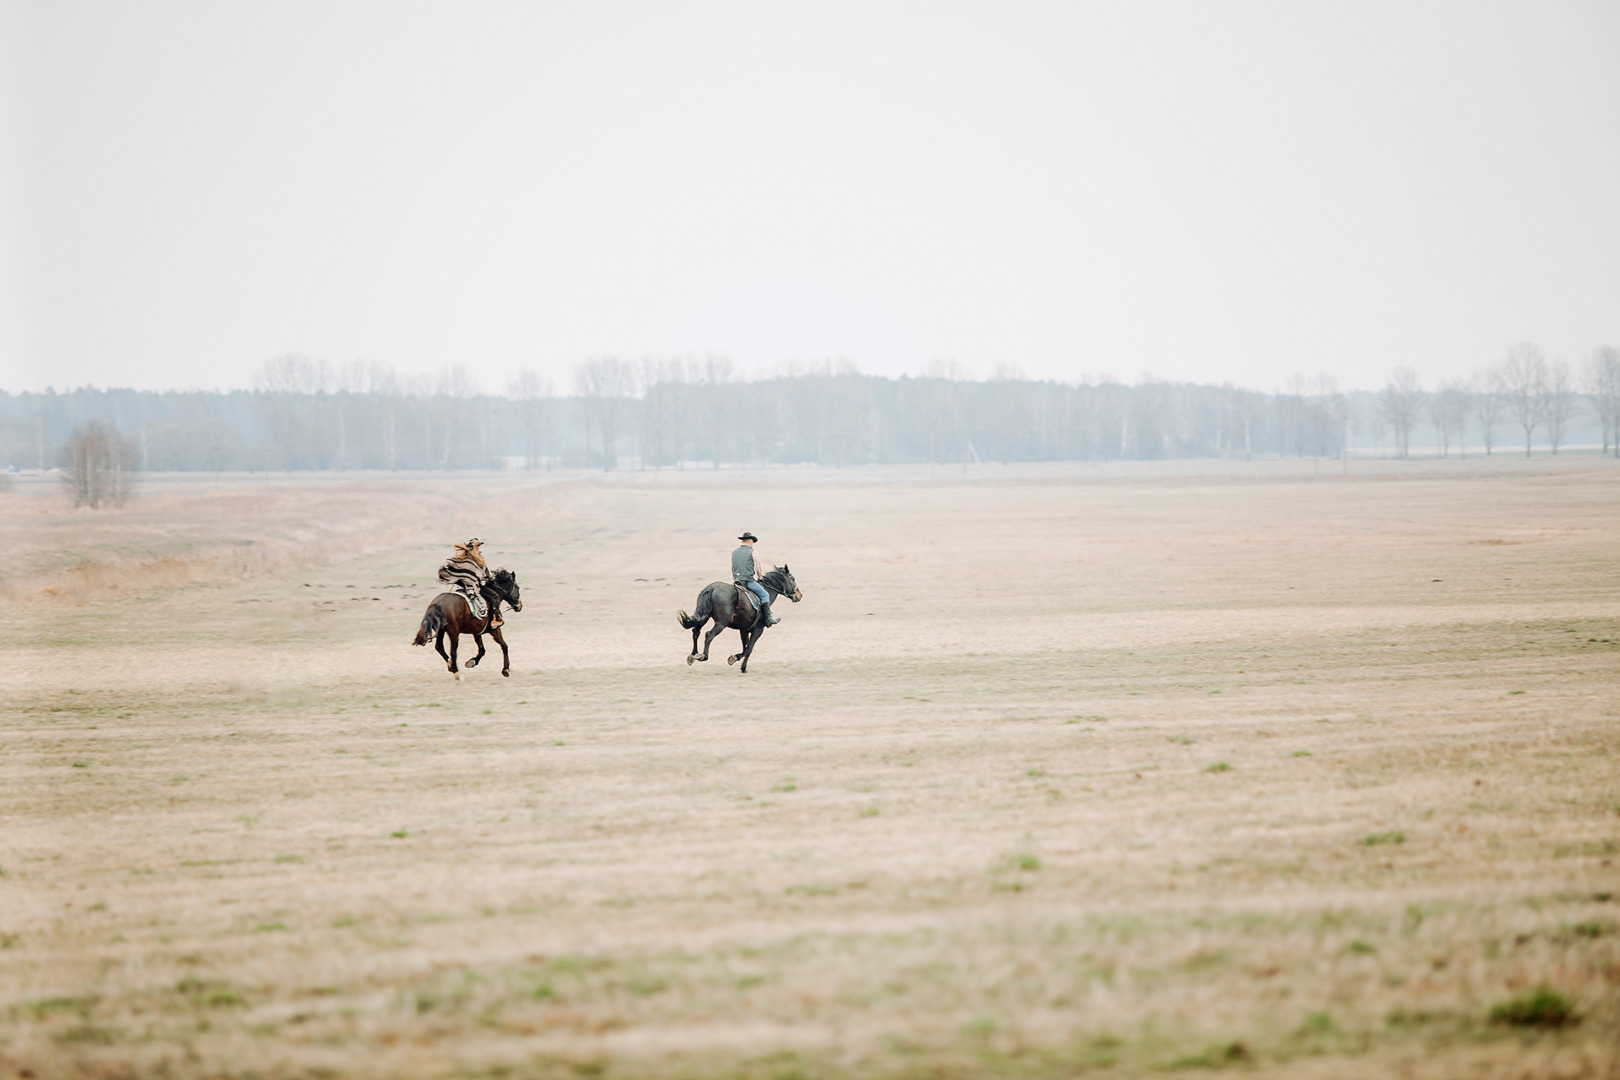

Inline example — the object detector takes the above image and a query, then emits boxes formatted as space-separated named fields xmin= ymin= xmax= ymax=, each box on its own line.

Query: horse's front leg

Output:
xmin=488 ymin=625 xmax=511 ymax=677
xmin=737 ymin=627 xmax=762 ymax=672
xmin=466 ymin=631 xmax=487 ymax=669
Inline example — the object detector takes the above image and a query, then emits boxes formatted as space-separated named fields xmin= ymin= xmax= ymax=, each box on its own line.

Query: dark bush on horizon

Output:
xmin=60 ymin=420 xmax=139 ymax=508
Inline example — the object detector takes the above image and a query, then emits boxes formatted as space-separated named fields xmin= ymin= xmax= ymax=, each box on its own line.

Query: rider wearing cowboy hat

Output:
xmin=732 ymin=532 xmax=779 ymax=626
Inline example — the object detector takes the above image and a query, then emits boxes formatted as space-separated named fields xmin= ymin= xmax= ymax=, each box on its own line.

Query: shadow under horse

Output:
xmin=412 ymin=568 xmax=522 ymax=680
xmin=678 ymin=566 xmax=801 ymax=673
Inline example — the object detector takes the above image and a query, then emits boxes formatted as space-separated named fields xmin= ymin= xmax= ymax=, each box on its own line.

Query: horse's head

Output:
xmin=491 ymin=568 xmax=522 ymax=612
xmin=766 ymin=564 xmax=803 ymax=603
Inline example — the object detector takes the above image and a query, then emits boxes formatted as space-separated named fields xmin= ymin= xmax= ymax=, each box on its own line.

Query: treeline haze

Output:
xmin=4 ymin=348 xmax=1618 ymax=474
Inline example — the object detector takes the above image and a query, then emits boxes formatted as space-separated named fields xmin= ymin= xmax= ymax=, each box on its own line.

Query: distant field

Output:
xmin=2 ymin=459 xmax=1617 ymax=1079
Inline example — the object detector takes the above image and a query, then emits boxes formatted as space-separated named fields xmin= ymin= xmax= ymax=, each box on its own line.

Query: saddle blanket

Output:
xmin=736 ymin=582 xmax=767 ymax=621
xmin=455 ymin=585 xmax=487 ymax=620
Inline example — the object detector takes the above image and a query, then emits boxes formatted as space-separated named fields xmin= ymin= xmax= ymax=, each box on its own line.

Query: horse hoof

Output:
xmin=502 ymin=669 xmax=510 ymax=678
xmin=686 ymin=655 xmax=695 ymax=666
xmin=697 ymin=655 xmax=708 ymax=662
xmin=466 ymin=658 xmax=478 ymax=668
xmin=727 ymin=654 xmax=738 ymax=665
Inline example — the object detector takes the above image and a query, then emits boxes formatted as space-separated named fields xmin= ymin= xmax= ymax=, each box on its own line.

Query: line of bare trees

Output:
xmin=1378 ymin=344 xmax=1619 ymax=459
xmin=250 ymin=355 xmax=507 ymax=470
xmin=5 ymin=347 xmax=1616 ymax=478
xmin=565 ymin=359 xmax=1343 ymax=469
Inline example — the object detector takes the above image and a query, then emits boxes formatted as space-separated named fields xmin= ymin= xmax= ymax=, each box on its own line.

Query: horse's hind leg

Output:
xmin=435 ymin=629 xmax=452 ymax=669
xmin=447 ymin=632 xmax=461 ymax=680
xmin=687 ymin=621 xmax=705 ymax=665
xmin=466 ymin=631 xmax=487 ymax=669
xmin=701 ymin=621 xmax=726 ymax=661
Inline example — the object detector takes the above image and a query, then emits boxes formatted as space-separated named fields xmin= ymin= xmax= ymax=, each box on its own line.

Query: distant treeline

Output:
xmin=3 ymin=349 xmax=1617 ymax=473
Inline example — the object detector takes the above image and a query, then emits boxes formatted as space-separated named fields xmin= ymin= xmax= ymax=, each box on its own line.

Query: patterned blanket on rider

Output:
xmin=438 ymin=556 xmax=488 ymax=619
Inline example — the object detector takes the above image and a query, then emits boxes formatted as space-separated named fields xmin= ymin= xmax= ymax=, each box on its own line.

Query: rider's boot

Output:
xmin=762 ymin=600 xmax=780 ymax=627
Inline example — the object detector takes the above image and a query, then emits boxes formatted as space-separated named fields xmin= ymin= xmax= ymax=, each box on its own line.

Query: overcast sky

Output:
xmin=2 ymin=1 xmax=1617 ymax=395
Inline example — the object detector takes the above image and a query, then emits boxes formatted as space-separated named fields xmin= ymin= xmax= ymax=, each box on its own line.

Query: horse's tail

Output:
xmin=413 ymin=606 xmax=444 ymax=646
xmin=677 ymin=589 xmax=714 ymax=630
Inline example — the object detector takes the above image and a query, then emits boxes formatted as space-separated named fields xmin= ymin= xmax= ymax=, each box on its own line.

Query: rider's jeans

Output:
xmin=743 ymin=581 xmax=770 ymax=609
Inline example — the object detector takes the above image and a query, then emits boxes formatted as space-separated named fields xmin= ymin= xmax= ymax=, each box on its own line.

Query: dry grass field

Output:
xmin=2 ymin=459 xmax=1618 ymax=1079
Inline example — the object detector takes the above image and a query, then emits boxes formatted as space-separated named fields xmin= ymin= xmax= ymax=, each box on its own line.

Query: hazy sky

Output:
xmin=2 ymin=1 xmax=1618 ymax=394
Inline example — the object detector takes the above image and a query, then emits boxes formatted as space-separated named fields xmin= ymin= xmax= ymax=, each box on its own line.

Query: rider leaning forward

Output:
xmin=732 ymin=532 xmax=780 ymax=626
xmin=440 ymin=537 xmax=502 ymax=628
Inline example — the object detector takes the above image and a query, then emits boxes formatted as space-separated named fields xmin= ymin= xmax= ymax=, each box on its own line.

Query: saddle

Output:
xmin=734 ymin=582 xmax=763 ymax=627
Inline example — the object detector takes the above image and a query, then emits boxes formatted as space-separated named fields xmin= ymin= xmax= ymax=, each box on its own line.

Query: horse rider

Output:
xmin=440 ymin=537 xmax=502 ymax=628
xmin=732 ymin=532 xmax=779 ymax=626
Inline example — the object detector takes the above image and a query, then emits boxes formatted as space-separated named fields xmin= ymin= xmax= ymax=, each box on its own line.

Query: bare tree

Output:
xmin=1497 ymin=343 xmax=1545 ymax=456
xmin=1334 ymin=389 xmax=1355 ymax=470
xmin=331 ymin=360 xmax=376 ymax=470
xmin=1229 ymin=386 xmax=1254 ymax=461
xmin=1359 ymin=395 xmax=1387 ymax=458
xmin=370 ymin=363 xmax=405 ymax=470
xmin=988 ymin=364 xmax=1032 ymax=463
xmin=1469 ymin=367 xmax=1506 ymax=455
xmin=1308 ymin=373 xmax=1341 ymax=467
xmin=1584 ymin=345 xmax=1620 ymax=457
xmin=1430 ymin=377 xmax=1469 ymax=458
xmin=639 ymin=358 xmax=695 ymax=470
xmin=1309 ymin=374 xmax=1348 ymax=471
xmin=433 ymin=364 xmax=480 ymax=469
xmin=1426 ymin=384 xmax=1449 ymax=457
xmin=1276 ymin=374 xmax=1308 ymax=458
xmin=573 ymin=356 xmax=638 ymax=470
xmin=253 ymin=354 xmax=333 ymax=469
xmin=1539 ymin=358 xmax=1576 ymax=454
xmin=1379 ymin=367 xmax=1423 ymax=459
xmin=507 ymin=368 xmax=554 ymax=470
xmin=60 ymin=420 xmax=138 ymax=507
xmin=694 ymin=354 xmax=735 ymax=468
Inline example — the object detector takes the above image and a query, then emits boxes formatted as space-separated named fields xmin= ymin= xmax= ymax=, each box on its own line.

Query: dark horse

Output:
xmin=677 ymin=566 xmax=801 ymax=673
xmin=412 ymin=568 xmax=522 ymax=680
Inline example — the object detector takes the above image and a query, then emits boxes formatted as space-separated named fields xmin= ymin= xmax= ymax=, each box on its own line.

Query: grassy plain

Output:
xmin=1 ymin=459 xmax=1618 ymax=1079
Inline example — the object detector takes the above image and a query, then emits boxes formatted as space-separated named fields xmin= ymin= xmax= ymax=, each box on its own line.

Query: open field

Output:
xmin=2 ymin=459 xmax=1618 ymax=1079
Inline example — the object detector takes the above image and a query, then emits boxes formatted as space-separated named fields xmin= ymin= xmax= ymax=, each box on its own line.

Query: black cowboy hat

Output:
xmin=738 ymin=532 xmax=759 ymax=542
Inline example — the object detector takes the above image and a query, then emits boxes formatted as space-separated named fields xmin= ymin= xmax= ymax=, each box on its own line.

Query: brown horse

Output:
xmin=678 ymin=566 xmax=801 ymax=673
xmin=412 ymin=568 xmax=522 ymax=680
